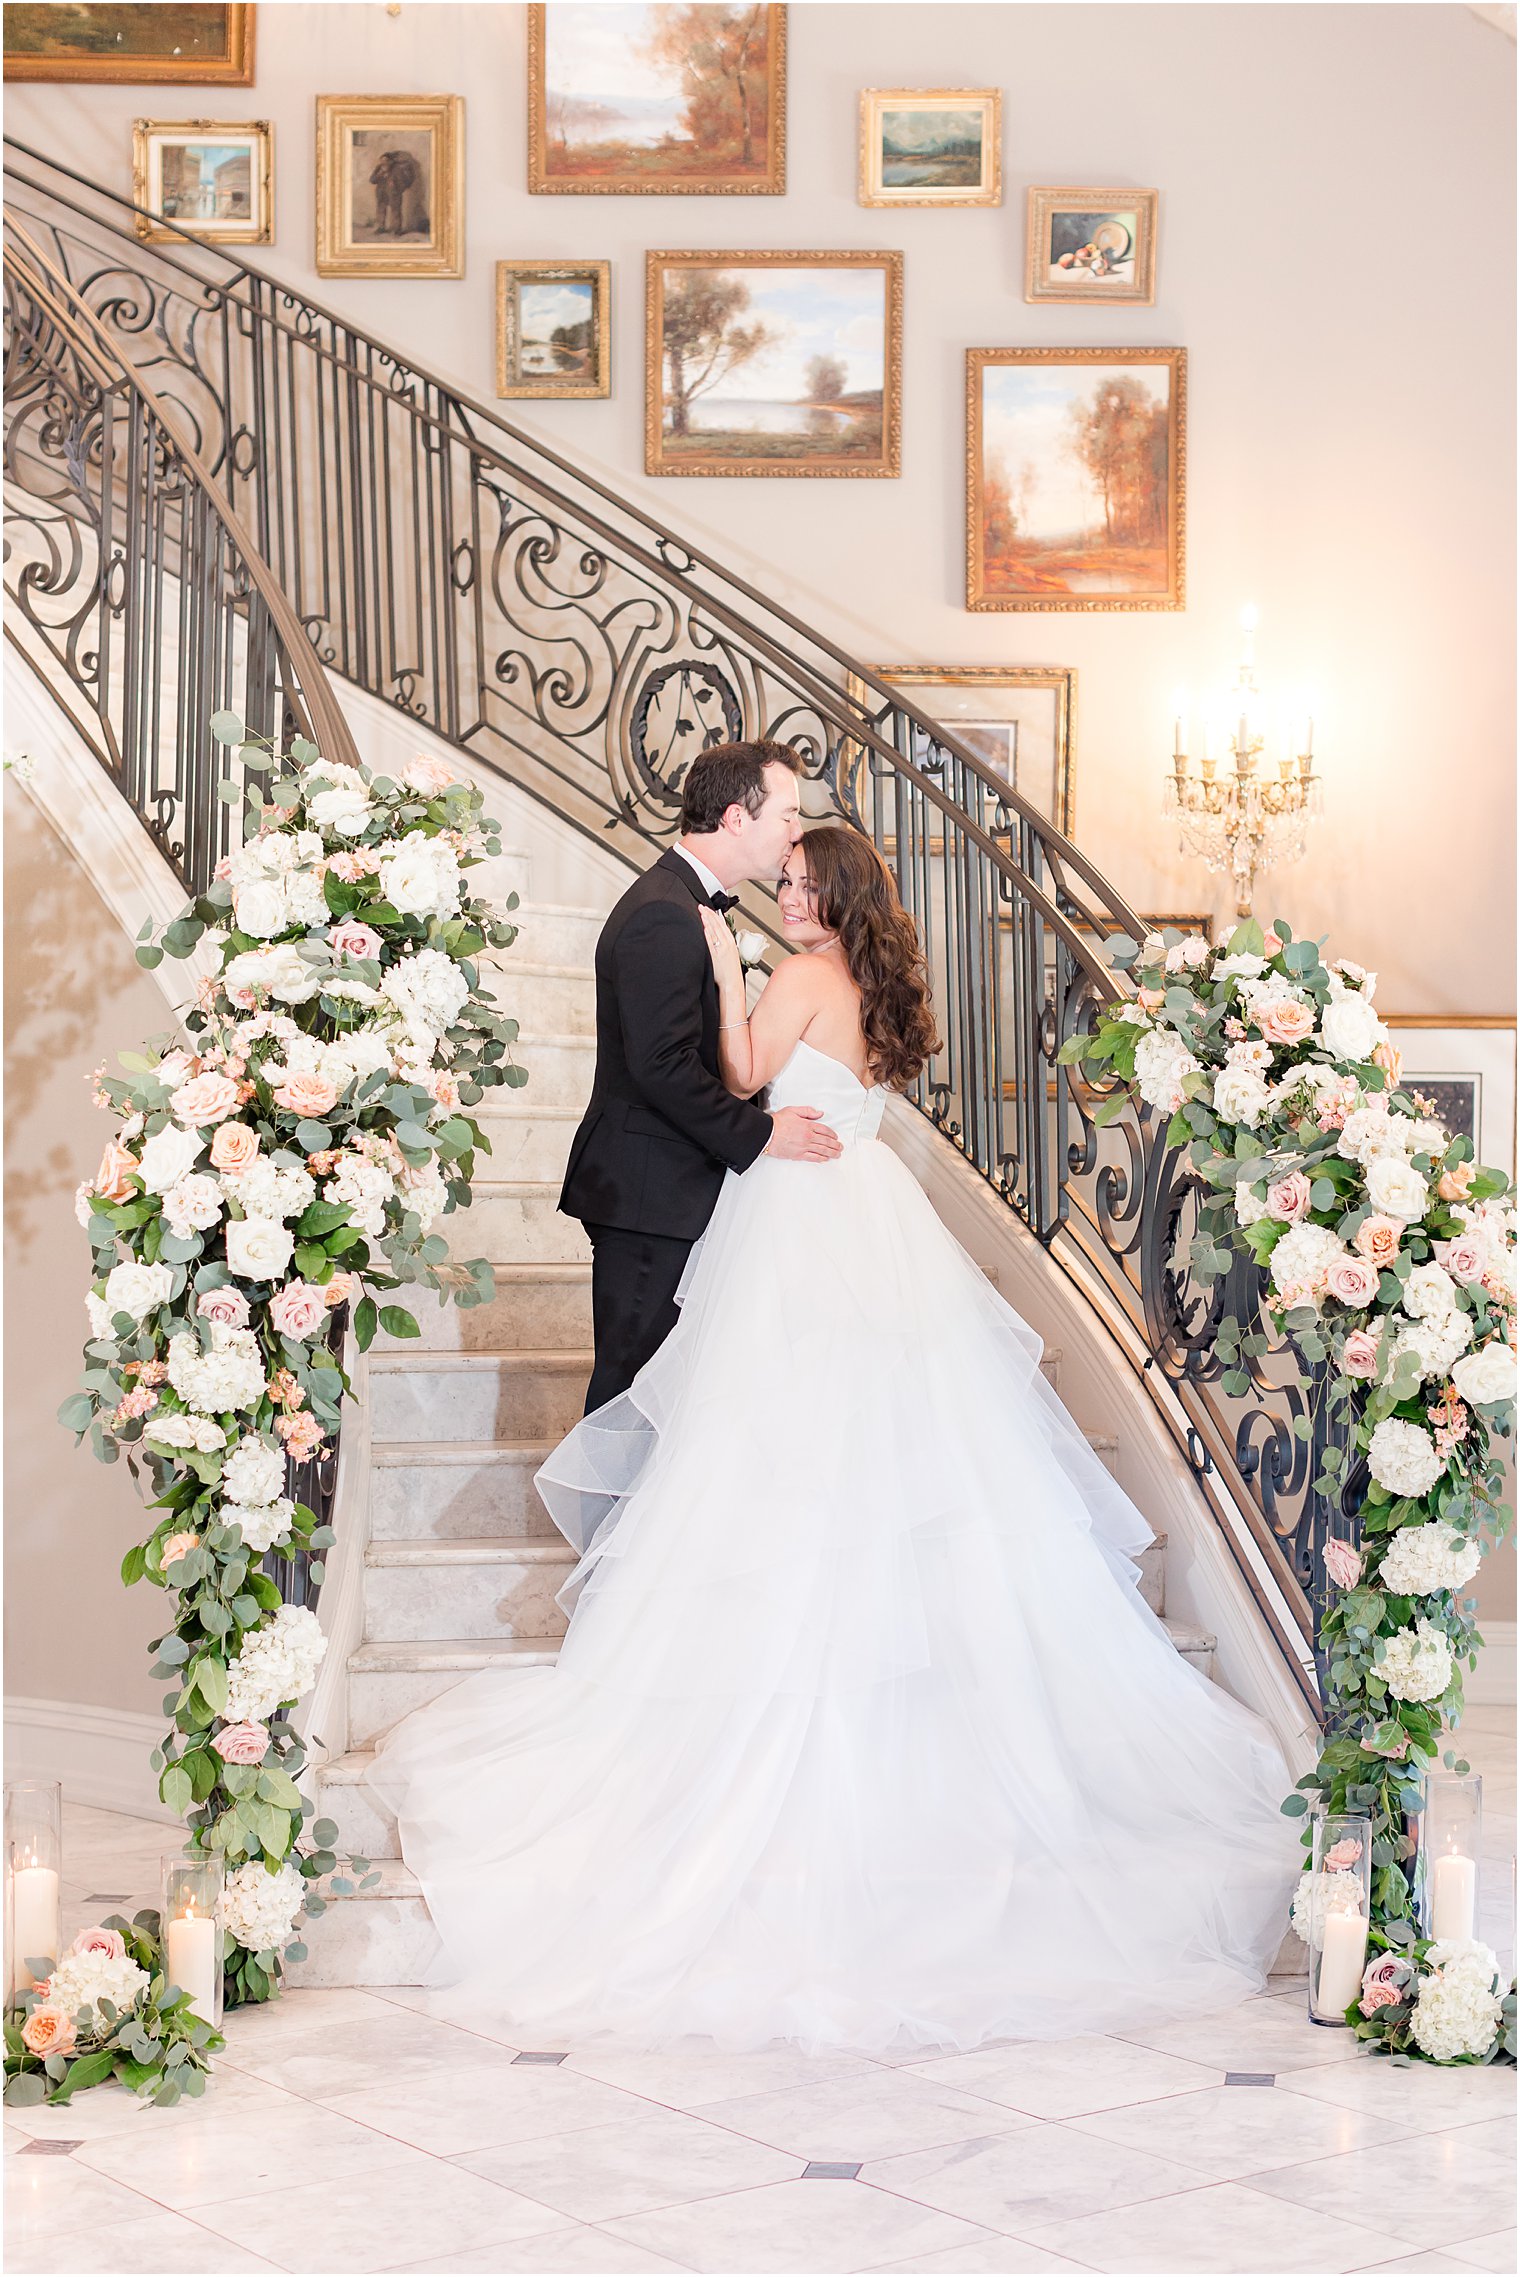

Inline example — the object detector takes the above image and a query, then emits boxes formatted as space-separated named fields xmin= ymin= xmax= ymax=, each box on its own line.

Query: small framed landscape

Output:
xmin=967 ymin=347 xmax=1185 ymax=611
xmin=315 ymin=95 xmax=463 ymax=278
xmin=1026 ymin=187 xmax=1158 ymax=305
xmin=646 ymin=249 xmax=901 ymax=477
xmin=1380 ymin=1016 xmax=1517 ymax=1177
xmin=5 ymin=3 xmax=254 ymax=84
xmin=131 ymin=118 xmax=272 ymax=244
xmin=859 ymin=88 xmax=1000 ymax=208
xmin=846 ymin=664 xmax=1076 ymax=834
xmin=528 ymin=2 xmax=786 ymax=196
xmin=497 ymin=261 xmax=611 ymax=398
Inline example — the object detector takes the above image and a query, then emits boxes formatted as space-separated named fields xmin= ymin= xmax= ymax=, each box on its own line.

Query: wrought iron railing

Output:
xmin=3 ymin=141 xmax=1337 ymax=1714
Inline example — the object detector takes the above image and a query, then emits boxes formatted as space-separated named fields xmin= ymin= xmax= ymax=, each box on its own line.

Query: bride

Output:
xmin=367 ymin=826 xmax=1301 ymax=2054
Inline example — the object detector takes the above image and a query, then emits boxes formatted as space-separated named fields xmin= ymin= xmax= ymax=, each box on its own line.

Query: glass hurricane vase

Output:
xmin=1307 ymin=1810 xmax=1372 ymax=2026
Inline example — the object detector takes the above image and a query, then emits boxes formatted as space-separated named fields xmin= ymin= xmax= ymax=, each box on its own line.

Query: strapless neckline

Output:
xmin=786 ymin=1036 xmax=884 ymax=1099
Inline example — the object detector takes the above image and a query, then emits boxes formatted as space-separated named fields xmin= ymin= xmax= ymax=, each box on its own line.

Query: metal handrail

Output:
xmin=3 ymin=141 xmax=1340 ymax=1717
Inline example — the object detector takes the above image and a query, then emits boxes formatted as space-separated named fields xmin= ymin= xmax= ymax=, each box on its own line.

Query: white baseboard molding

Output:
xmin=4 ymin=1697 xmax=176 ymax=1821
xmin=1466 ymin=1622 xmax=1516 ymax=1707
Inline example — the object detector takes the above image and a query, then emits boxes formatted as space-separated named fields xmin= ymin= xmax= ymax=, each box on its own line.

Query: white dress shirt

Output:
xmin=672 ymin=842 xmax=727 ymax=903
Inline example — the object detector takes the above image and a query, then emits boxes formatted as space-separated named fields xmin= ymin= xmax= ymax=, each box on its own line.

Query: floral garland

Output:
xmin=60 ymin=720 xmax=520 ymax=2010
xmin=1061 ymin=916 xmax=1516 ymax=2064
xmin=5 ymin=1919 xmax=223 ymax=2108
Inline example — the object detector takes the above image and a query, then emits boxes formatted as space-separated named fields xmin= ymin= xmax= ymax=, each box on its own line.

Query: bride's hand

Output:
xmin=700 ymin=905 xmax=744 ymax=987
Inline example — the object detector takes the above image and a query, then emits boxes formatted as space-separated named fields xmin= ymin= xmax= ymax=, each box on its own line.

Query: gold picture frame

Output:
xmin=1025 ymin=186 xmax=1159 ymax=305
xmin=315 ymin=95 xmax=463 ymax=279
xmin=1381 ymin=1014 xmax=1517 ymax=1176
xmin=528 ymin=2 xmax=787 ymax=197
xmin=647 ymin=248 xmax=902 ymax=478
xmin=859 ymin=88 xmax=1001 ymax=208
xmin=845 ymin=664 xmax=1077 ymax=836
xmin=6 ymin=4 xmax=255 ymax=85
xmin=496 ymin=261 xmax=611 ymax=398
xmin=131 ymin=118 xmax=272 ymax=244
xmin=967 ymin=346 xmax=1186 ymax=612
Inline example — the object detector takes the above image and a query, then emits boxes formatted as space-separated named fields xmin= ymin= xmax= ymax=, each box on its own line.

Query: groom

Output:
xmin=561 ymin=740 xmax=842 ymax=1413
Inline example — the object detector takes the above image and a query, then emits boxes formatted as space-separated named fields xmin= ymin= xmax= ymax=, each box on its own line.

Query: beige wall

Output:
xmin=3 ymin=783 xmax=171 ymax=1717
xmin=7 ymin=1 xmax=1514 ymax=1011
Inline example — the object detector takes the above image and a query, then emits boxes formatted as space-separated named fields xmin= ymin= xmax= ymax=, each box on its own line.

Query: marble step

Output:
xmin=379 ymin=1263 xmax=593 ymax=1353
xmin=498 ymin=904 xmax=603 ymax=968
xmin=504 ymin=1035 xmax=595 ymax=1112
xmin=346 ymin=1635 xmax=564 ymax=1746
xmin=370 ymin=1438 xmax=562 ymax=1540
xmin=364 ymin=1536 xmax=575 ymax=1644
xmin=367 ymin=1349 xmax=591 ymax=1442
xmin=487 ymin=962 xmax=594 ymax=1035
xmin=443 ymin=1181 xmax=592 ymax=1263
xmin=471 ymin=1107 xmax=584 ymax=1184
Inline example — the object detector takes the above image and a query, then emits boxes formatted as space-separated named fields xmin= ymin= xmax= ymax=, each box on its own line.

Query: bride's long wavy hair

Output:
xmin=797 ymin=827 xmax=940 ymax=1091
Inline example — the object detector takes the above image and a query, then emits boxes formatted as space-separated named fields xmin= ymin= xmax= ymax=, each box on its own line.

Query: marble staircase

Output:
xmin=293 ymin=904 xmax=1220 ymax=1986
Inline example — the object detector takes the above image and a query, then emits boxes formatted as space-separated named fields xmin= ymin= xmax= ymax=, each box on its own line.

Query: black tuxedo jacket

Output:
xmin=558 ymin=849 xmax=773 ymax=1240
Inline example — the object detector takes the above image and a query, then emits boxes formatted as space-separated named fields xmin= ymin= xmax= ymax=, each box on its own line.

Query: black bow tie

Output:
xmin=708 ymin=891 xmax=738 ymax=914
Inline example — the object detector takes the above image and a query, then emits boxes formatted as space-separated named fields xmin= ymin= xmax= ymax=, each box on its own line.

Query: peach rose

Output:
xmin=1438 ymin=1160 xmax=1476 ymax=1203
xmin=1340 ymin=1328 xmax=1383 ymax=1380
xmin=329 ymin=921 xmax=383 ymax=962
xmin=1261 ymin=929 xmax=1286 ymax=957
xmin=161 ymin=1529 xmax=200 ymax=1569
xmin=1370 ymin=1040 xmax=1404 ymax=1085
xmin=1137 ymin=987 xmax=1166 ymax=1013
xmin=1322 ymin=1537 xmax=1363 ymax=1589
xmin=197 ymin=1285 xmax=251 ymax=1330
xmin=210 ymin=1122 xmax=260 ymax=1176
xmin=1266 ymin=1172 xmax=1313 ymax=1224
xmin=212 ymin=1721 xmax=270 ymax=1766
xmin=1256 ymin=998 xmax=1316 ymax=1047
xmin=1326 ymin=1254 xmax=1380 ymax=1308
xmin=95 ymin=1140 xmax=139 ymax=1203
xmin=1354 ymin=1215 xmax=1403 ymax=1270
xmin=1358 ymin=1953 xmax=1411 ymax=2017
xmin=269 ymin=1281 xmax=327 ymax=1340
xmin=20 ymin=2006 xmax=75 ymax=2059
xmin=171 ymin=1071 xmax=243 ymax=1128
xmin=67 ymin=1925 xmax=126 ymax=1961
xmin=324 ymin=1271 xmax=359 ymax=1310
xmin=273 ymin=1071 xmax=339 ymax=1118
xmin=1325 ymin=1836 xmax=1364 ymax=1871
xmin=402 ymin=754 xmax=457 ymax=796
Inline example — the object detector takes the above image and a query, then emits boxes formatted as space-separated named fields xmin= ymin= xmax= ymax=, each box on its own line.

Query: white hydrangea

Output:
xmin=166 ymin=1327 xmax=266 ymax=1416
xmin=396 ymin=1160 xmax=448 ymax=1233
xmin=377 ymin=833 xmax=461 ymax=919
xmin=42 ymin=1944 xmax=150 ymax=2032
xmin=224 ymin=944 xmax=324 ymax=1007
xmin=1376 ymin=1522 xmax=1483 ymax=1596
xmin=1403 ymin=1263 xmax=1459 ymax=1319
xmin=381 ymin=947 xmax=469 ymax=1036
xmin=324 ymin=1154 xmax=396 ymax=1237
xmin=1367 ymin=1416 xmax=1446 ymax=1498
xmin=222 ymin=1859 xmax=308 ymax=1954
xmin=144 ymin=1413 xmax=227 ymax=1454
xmin=283 ymin=867 xmax=332 ymax=929
xmin=1290 ymin=1868 xmax=1365 ymax=1944
xmin=1133 ymin=1027 xmax=1201 ymax=1114
xmin=1410 ymin=1945 xmax=1505 ymax=2062
xmin=223 ymin=1497 xmax=295 ymax=1553
xmin=102 ymin=1260 xmax=174 ymax=1323
xmin=223 ymin=1160 xmax=317 ymax=1223
xmin=1212 ymin=1063 xmax=1273 ymax=1127
xmin=223 ymin=1604 xmax=328 ymax=1722
xmin=221 ymin=1434 xmax=286 ymax=1508
xmin=162 ymin=1173 xmax=225 ymax=1239
xmin=1378 ymin=1618 xmax=1455 ymax=1703
xmin=1451 ymin=1342 xmax=1518 ymax=1409
xmin=1268 ymin=1222 xmax=1347 ymax=1302
xmin=1391 ymin=1307 xmax=1473 ymax=1384
xmin=326 ymin=1027 xmax=393 ymax=1088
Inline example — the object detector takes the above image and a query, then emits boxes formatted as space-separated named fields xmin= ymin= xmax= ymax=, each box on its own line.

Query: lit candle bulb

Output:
xmin=1171 ymin=688 xmax=1188 ymax=760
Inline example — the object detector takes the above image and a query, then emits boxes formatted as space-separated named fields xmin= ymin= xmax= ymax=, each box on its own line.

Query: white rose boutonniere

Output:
xmin=733 ymin=929 xmax=767 ymax=968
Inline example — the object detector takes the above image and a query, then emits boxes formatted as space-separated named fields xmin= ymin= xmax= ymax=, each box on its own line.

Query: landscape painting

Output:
xmin=1026 ymin=187 xmax=1158 ymax=304
xmin=529 ymin=2 xmax=786 ymax=195
xmin=497 ymin=261 xmax=611 ymax=397
xmin=5 ymin=3 xmax=254 ymax=82
xmin=647 ymin=251 xmax=901 ymax=476
xmin=316 ymin=98 xmax=463 ymax=278
xmin=967 ymin=348 xmax=1185 ymax=611
xmin=132 ymin=119 xmax=272 ymax=244
xmin=860 ymin=89 xmax=1000 ymax=207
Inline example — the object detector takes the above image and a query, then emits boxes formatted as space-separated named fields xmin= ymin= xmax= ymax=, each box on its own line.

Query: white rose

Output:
xmin=1364 ymin=1154 xmax=1430 ymax=1225
xmin=378 ymin=833 xmax=462 ymax=919
xmin=1234 ymin=1182 xmax=1268 ymax=1227
xmin=1338 ymin=1105 xmax=1406 ymax=1166
xmin=163 ymin=1174 xmax=225 ymax=1238
xmin=1215 ymin=951 xmax=1266 ymax=981
xmin=1212 ymin=1064 xmax=1273 ymax=1128
xmin=305 ymin=763 xmax=374 ymax=838
xmin=102 ymin=1259 xmax=175 ymax=1322
xmin=232 ymin=878 xmax=290 ymax=939
xmin=1450 ymin=1342 xmax=1517 ymax=1409
xmin=225 ymin=1215 xmax=296 ymax=1281
xmin=224 ymin=945 xmax=324 ymax=1008
xmin=1403 ymin=1262 xmax=1458 ymax=1319
xmin=137 ymin=1123 xmax=206 ymax=1193
xmin=1164 ymin=935 xmax=1211 ymax=972
xmin=1367 ymin=1416 xmax=1445 ymax=1499
xmin=1320 ymin=993 xmax=1384 ymax=1062
xmin=735 ymin=931 xmax=767 ymax=967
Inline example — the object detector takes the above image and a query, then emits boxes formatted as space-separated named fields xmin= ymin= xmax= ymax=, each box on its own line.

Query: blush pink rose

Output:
xmin=273 ymin=1070 xmax=339 ymax=1118
xmin=21 ymin=2007 xmax=75 ymax=2058
xmin=95 ymin=1140 xmax=139 ymax=1203
xmin=1137 ymin=987 xmax=1166 ymax=1012
xmin=1266 ymin=1172 xmax=1313 ymax=1224
xmin=1438 ymin=1160 xmax=1475 ymax=1203
xmin=1341 ymin=1327 xmax=1383 ymax=1380
xmin=212 ymin=1721 xmax=270 ymax=1765
xmin=1358 ymin=1953 xmax=1411 ymax=2017
xmin=171 ymin=1071 xmax=243 ymax=1128
xmin=329 ymin=921 xmax=383 ymax=962
xmin=197 ymin=1285 xmax=251 ymax=1329
xmin=1257 ymin=999 xmax=1316 ymax=1047
xmin=1354 ymin=1215 xmax=1403 ymax=1270
xmin=1261 ymin=929 xmax=1286 ymax=957
xmin=1323 ymin=1538 xmax=1363 ymax=1589
xmin=269 ymin=1281 xmax=327 ymax=1340
xmin=402 ymin=754 xmax=457 ymax=796
xmin=67 ymin=1925 xmax=126 ymax=1961
xmin=1326 ymin=1254 xmax=1380 ymax=1308
xmin=1325 ymin=1836 xmax=1364 ymax=1871
xmin=1370 ymin=1040 xmax=1403 ymax=1085
xmin=210 ymin=1122 xmax=260 ymax=1176
xmin=1440 ymin=1236 xmax=1488 ymax=1285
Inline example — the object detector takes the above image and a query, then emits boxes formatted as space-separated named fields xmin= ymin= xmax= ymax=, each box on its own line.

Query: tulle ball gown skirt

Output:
xmin=367 ymin=1108 xmax=1302 ymax=2055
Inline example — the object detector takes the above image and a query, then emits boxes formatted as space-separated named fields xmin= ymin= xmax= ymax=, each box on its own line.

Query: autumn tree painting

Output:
xmin=660 ymin=268 xmax=777 ymax=437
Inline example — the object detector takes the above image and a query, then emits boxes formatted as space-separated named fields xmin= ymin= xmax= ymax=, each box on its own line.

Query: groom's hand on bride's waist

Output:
xmin=763 ymin=1106 xmax=843 ymax=1162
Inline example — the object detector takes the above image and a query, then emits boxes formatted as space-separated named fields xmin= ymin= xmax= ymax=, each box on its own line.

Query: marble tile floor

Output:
xmin=9 ymin=1707 xmax=1514 ymax=2277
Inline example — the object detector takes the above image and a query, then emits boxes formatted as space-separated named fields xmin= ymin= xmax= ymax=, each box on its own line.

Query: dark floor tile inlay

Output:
xmin=803 ymin=2160 xmax=863 ymax=2179
xmin=511 ymin=2050 xmax=569 ymax=2065
xmin=81 ymin=1893 xmax=130 ymax=1904
xmin=1224 ymin=2071 xmax=1276 ymax=2086
xmin=18 ymin=2140 xmax=84 ymax=2156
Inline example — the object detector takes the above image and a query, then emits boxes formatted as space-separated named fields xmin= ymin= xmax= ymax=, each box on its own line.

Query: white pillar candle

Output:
xmin=165 ymin=1905 xmax=219 ymax=2019
xmin=9 ymin=1861 xmax=59 ymax=1989
xmin=1317 ymin=1908 xmax=1368 ymax=2015
xmin=1431 ymin=1850 xmax=1477 ymax=1941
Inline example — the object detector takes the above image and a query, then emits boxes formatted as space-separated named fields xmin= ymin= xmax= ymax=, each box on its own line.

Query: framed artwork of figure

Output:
xmin=316 ymin=95 xmax=464 ymax=278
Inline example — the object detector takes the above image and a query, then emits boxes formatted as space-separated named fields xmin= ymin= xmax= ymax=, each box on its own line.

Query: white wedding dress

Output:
xmin=366 ymin=1040 xmax=1301 ymax=2053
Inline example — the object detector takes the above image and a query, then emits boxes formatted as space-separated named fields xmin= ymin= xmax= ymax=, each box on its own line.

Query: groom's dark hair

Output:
xmin=680 ymin=741 xmax=801 ymax=835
